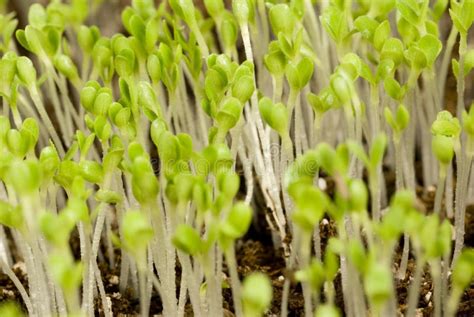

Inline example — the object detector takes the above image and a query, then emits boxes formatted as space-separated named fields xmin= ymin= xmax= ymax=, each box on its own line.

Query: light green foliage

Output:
xmin=431 ymin=111 xmax=461 ymax=164
xmin=449 ymin=0 xmax=474 ymax=35
xmin=463 ymin=105 xmax=474 ymax=138
xmin=290 ymin=185 xmax=328 ymax=231
xmin=242 ymin=273 xmax=273 ymax=317
xmin=432 ymin=135 xmax=454 ymax=165
xmin=315 ymin=304 xmax=340 ymax=317
xmin=315 ymin=143 xmax=349 ymax=177
xmin=295 ymin=259 xmax=325 ymax=291
xmin=172 ymin=224 xmax=202 ymax=255
xmin=219 ymin=202 xmax=252 ymax=248
xmin=258 ymin=97 xmax=289 ymax=137
xmin=385 ymin=104 xmax=410 ymax=133
xmin=0 ymin=1 xmax=473 ymax=316
xmin=348 ymin=133 xmax=387 ymax=173
xmin=0 ymin=301 xmax=25 ymax=317
xmin=48 ymin=251 xmax=83 ymax=294
xmin=452 ymin=249 xmax=474 ymax=289
xmin=54 ymin=54 xmax=79 ymax=81
xmin=453 ymin=49 xmax=474 ymax=79
xmin=232 ymin=0 xmax=254 ymax=26
xmin=7 ymin=159 xmax=41 ymax=195
xmin=122 ymin=210 xmax=154 ymax=255
xmin=286 ymin=56 xmax=314 ymax=91
xmin=378 ymin=190 xmax=417 ymax=241
xmin=321 ymin=5 xmax=349 ymax=46
xmin=269 ymin=4 xmax=296 ymax=37
xmin=364 ymin=262 xmax=393 ymax=308
xmin=0 ymin=200 xmax=23 ymax=229
xmin=284 ymin=150 xmax=319 ymax=187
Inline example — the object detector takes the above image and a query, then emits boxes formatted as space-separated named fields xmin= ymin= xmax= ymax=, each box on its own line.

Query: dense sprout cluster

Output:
xmin=0 ymin=0 xmax=473 ymax=316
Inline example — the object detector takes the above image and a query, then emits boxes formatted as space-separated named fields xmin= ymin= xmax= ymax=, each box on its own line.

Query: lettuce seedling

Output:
xmin=241 ymin=273 xmax=272 ymax=317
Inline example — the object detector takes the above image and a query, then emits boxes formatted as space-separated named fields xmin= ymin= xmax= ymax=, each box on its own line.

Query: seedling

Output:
xmin=0 ymin=2 xmax=472 ymax=317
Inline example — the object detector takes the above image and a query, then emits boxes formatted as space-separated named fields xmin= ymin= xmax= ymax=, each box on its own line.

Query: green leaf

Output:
xmin=54 ymin=54 xmax=79 ymax=81
xmin=291 ymin=186 xmax=327 ymax=231
xmin=28 ymin=4 xmax=47 ymax=29
xmin=220 ymin=202 xmax=252 ymax=241
xmin=264 ymin=46 xmax=287 ymax=77
xmin=286 ymin=56 xmax=314 ymax=90
xmin=315 ymin=304 xmax=341 ymax=317
xmin=79 ymin=160 xmax=104 ymax=184
xmin=431 ymin=110 xmax=461 ymax=137
xmin=242 ymin=273 xmax=273 ymax=317
xmin=8 ymin=159 xmax=41 ymax=195
xmin=417 ymin=34 xmax=442 ymax=67
xmin=269 ymin=4 xmax=295 ymax=36
xmin=221 ymin=12 xmax=239 ymax=51
xmin=433 ymin=0 xmax=448 ymax=22
xmin=147 ymin=53 xmax=161 ymax=83
xmin=321 ymin=5 xmax=348 ymax=45
xmin=384 ymin=77 xmax=406 ymax=101
xmin=232 ymin=75 xmax=254 ymax=103
xmin=369 ymin=134 xmax=387 ymax=169
xmin=396 ymin=0 xmax=421 ymax=27
xmin=131 ymin=157 xmax=159 ymax=203
xmin=172 ymin=224 xmax=202 ymax=255
xmin=78 ymin=25 xmax=100 ymax=54
xmin=16 ymin=56 xmax=36 ymax=88
xmin=258 ymin=97 xmax=288 ymax=136
xmin=354 ymin=15 xmax=379 ymax=42
xmin=348 ymin=179 xmax=368 ymax=212
xmin=380 ymin=38 xmax=404 ymax=66
xmin=0 ymin=200 xmax=23 ymax=229
xmin=232 ymin=0 xmax=252 ymax=26
xmin=364 ymin=262 xmax=393 ymax=308
xmin=123 ymin=210 xmax=154 ymax=252
xmin=204 ymin=0 xmax=224 ymax=18
xmin=373 ymin=20 xmax=390 ymax=51
xmin=451 ymin=249 xmax=474 ymax=290
xmin=330 ymin=73 xmax=352 ymax=104
xmin=432 ymin=135 xmax=454 ymax=165
xmin=347 ymin=239 xmax=367 ymax=273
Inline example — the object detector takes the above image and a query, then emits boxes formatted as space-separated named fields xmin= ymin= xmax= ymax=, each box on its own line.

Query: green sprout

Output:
xmin=0 ymin=1 xmax=473 ymax=317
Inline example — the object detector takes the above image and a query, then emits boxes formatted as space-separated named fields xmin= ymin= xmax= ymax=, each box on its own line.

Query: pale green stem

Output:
xmin=280 ymin=237 xmax=298 ymax=317
xmin=10 ymin=104 xmax=23 ymax=128
xmin=139 ymin=264 xmax=149 ymax=317
xmin=438 ymin=27 xmax=458 ymax=99
xmin=406 ymin=254 xmax=424 ymax=317
xmin=191 ymin=23 xmax=210 ymax=58
xmin=0 ymin=258 xmax=34 ymax=315
xmin=30 ymin=87 xmax=66 ymax=157
xmin=456 ymin=35 xmax=467 ymax=119
xmin=452 ymin=152 xmax=473 ymax=266
xmin=300 ymin=233 xmax=313 ymax=317
xmin=434 ymin=164 xmax=447 ymax=215
xmin=431 ymin=260 xmax=442 ymax=317
xmin=446 ymin=164 xmax=454 ymax=218
xmin=446 ymin=287 xmax=464 ymax=317
xmin=177 ymin=269 xmax=187 ymax=317
xmin=178 ymin=252 xmax=202 ymax=316
xmin=272 ymin=76 xmax=283 ymax=104
xmin=225 ymin=245 xmax=243 ymax=317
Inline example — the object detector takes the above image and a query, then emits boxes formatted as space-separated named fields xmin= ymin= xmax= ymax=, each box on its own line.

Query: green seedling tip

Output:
xmin=242 ymin=273 xmax=273 ymax=317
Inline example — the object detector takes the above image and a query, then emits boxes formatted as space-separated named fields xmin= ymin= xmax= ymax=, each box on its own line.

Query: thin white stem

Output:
xmin=0 ymin=259 xmax=34 ymax=315
xmin=225 ymin=245 xmax=243 ymax=317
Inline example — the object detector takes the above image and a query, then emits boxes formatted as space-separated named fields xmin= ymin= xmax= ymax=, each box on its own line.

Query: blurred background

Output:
xmin=3 ymin=0 xmax=473 ymax=108
xmin=8 ymin=0 xmax=133 ymax=36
